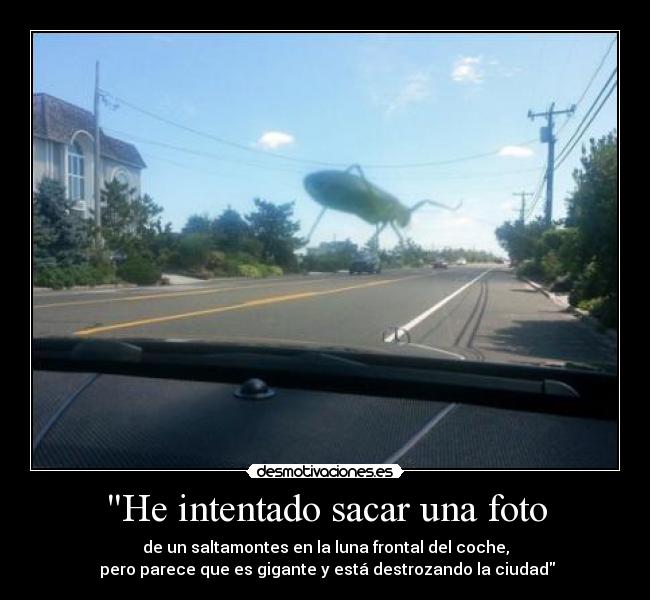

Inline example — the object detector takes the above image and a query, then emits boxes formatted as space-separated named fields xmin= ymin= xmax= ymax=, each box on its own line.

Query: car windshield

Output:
xmin=32 ymin=32 xmax=618 ymax=373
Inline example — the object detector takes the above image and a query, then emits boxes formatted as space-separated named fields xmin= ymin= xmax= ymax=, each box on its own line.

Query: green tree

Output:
xmin=565 ymin=132 xmax=618 ymax=299
xmin=495 ymin=216 xmax=548 ymax=265
xmin=246 ymin=199 xmax=303 ymax=270
xmin=100 ymin=180 xmax=168 ymax=259
xmin=182 ymin=213 xmax=212 ymax=236
xmin=212 ymin=207 xmax=252 ymax=252
xmin=394 ymin=238 xmax=427 ymax=266
xmin=33 ymin=177 xmax=91 ymax=269
xmin=176 ymin=234 xmax=212 ymax=269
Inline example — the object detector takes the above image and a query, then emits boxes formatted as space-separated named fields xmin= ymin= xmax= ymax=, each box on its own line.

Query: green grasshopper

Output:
xmin=303 ymin=165 xmax=461 ymax=244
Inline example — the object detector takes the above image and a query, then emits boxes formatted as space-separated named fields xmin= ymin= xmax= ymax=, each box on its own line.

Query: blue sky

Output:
xmin=33 ymin=32 xmax=618 ymax=255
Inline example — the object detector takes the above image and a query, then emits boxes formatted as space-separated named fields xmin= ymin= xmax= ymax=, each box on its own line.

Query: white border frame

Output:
xmin=30 ymin=29 xmax=620 ymax=473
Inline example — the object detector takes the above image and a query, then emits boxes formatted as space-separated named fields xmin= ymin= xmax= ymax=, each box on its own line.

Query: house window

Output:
xmin=67 ymin=142 xmax=85 ymax=201
xmin=114 ymin=169 xmax=129 ymax=186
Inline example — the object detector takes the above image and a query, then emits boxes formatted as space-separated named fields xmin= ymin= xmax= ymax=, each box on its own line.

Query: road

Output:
xmin=32 ymin=265 xmax=616 ymax=369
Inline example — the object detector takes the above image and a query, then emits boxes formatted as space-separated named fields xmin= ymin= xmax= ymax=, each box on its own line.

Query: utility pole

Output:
xmin=527 ymin=102 xmax=575 ymax=226
xmin=94 ymin=60 xmax=102 ymax=247
xmin=513 ymin=191 xmax=533 ymax=224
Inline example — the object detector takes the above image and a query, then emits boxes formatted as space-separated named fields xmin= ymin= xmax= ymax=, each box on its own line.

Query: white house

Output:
xmin=32 ymin=93 xmax=146 ymax=218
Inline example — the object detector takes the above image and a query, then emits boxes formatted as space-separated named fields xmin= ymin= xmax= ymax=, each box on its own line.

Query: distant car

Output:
xmin=456 ymin=258 xmax=467 ymax=265
xmin=349 ymin=253 xmax=381 ymax=274
xmin=432 ymin=260 xmax=448 ymax=269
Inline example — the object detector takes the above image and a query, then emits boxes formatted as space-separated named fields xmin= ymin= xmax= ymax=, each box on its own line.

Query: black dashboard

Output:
xmin=32 ymin=339 xmax=618 ymax=469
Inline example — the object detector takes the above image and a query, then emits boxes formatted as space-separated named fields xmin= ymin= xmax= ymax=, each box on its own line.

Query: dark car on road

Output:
xmin=432 ymin=259 xmax=448 ymax=269
xmin=349 ymin=252 xmax=381 ymax=274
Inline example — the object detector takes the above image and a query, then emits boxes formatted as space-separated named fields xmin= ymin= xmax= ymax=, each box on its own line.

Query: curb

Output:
xmin=520 ymin=277 xmax=618 ymax=345
xmin=33 ymin=283 xmax=138 ymax=293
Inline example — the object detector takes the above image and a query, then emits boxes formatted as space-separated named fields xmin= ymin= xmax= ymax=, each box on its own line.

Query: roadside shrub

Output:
xmin=176 ymin=234 xmax=212 ymax=269
xmin=237 ymin=264 xmax=263 ymax=278
xmin=549 ymin=274 xmax=574 ymax=293
xmin=257 ymin=264 xmax=283 ymax=277
xmin=34 ymin=263 xmax=118 ymax=289
xmin=577 ymin=297 xmax=602 ymax=312
xmin=577 ymin=296 xmax=618 ymax=331
xmin=516 ymin=259 xmax=544 ymax=281
xmin=265 ymin=265 xmax=283 ymax=277
xmin=223 ymin=257 xmax=242 ymax=276
xmin=569 ymin=260 xmax=606 ymax=306
xmin=206 ymin=250 xmax=227 ymax=271
xmin=117 ymin=255 xmax=161 ymax=285
xmin=34 ymin=267 xmax=70 ymax=289
xmin=541 ymin=251 xmax=564 ymax=283
xmin=591 ymin=296 xmax=617 ymax=330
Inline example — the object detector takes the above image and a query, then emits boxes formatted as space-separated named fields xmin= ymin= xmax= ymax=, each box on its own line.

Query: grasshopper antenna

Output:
xmin=410 ymin=199 xmax=462 ymax=214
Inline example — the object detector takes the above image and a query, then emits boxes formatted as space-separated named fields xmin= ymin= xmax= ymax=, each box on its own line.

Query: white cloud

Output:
xmin=451 ymin=56 xmax=484 ymax=84
xmin=499 ymin=146 xmax=534 ymax=158
xmin=385 ymin=71 xmax=431 ymax=116
xmin=256 ymin=131 xmax=295 ymax=150
xmin=358 ymin=44 xmax=434 ymax=117
xmin=451 ymin=55 xmax=522 ymax=85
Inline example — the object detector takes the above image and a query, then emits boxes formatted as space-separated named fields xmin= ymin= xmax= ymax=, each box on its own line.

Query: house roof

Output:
xmin=33 ymin=93 xmax=146 ymax=169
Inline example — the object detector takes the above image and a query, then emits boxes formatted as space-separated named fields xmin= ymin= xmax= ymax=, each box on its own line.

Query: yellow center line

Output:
xmin=74 ymin=275 xmax=422 ymax=336
xmin=33 ymin=277 xmax=336 ymax=309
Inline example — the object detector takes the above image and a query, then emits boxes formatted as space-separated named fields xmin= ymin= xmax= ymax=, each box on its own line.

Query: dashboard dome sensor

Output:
xmin=235 ymin=378 xmax=275 ymax=400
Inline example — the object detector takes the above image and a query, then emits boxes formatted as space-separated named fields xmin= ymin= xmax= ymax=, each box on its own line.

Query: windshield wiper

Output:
xmin=33 ymin=337 xmax=616 ymax=420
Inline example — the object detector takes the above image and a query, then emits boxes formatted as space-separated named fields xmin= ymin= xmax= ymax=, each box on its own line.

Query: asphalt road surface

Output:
xmin=32 ymin=265 xmax=617 ymax=369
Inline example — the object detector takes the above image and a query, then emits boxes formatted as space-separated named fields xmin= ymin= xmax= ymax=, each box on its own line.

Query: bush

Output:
xmin=176 ymin=234 xmax=212 ymax=269
xmin=577 ymin=296 xmax=618 ymax=330
xmin=117 ymin=256 xmax=161 ymax=285
xmin=237 ymin=264 xmax=263 ymax=278
xmin=223 ymin=257 xmax=242 ymax=276
xmin=541 ymin=251 xmax=564 ymax=283
xmin=34 ymin=267 xmax=70 ymax=289
xmin=591 ymin=296 xmax=617 ymax=330
xmin=516 ymin=259 xmax=544 ymax=280
xmin=549 ymin=274 xmax=574 ymax=293
xmin=34 ymin=263 xmax=118 ymax=289
xmin=265 ymin=265 xmax=283 ymax=277
xmin=206 ymin=250 xmax=226 ymax=271
xmin=569 ymin=260 xmax=606 ymax=306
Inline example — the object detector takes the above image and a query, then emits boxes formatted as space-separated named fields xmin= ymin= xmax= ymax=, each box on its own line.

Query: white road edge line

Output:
xmin=383 ymin=403 xmax=458 ymax=465
xmin=384 ymin=269 xmax=493 ymax=343
xmin=406 ymin=343 xmax=467 ymax=360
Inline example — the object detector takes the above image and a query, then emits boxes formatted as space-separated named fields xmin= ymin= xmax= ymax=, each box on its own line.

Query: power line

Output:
xmin=102 ymin=89 xmax=537 ymax=170
xmin=378 ymin=166 xmax=543 ymax=181
xmin=108 ymin=126 xmax=545 ymax=186
xmin=524 ymin=168 xmax=547 ymax=221
xmin=523 ymin=39 xmax=617 ymax=222
xmin=554 ymin=79 xmax=617 ymax=172
xmin=556 ymin=36 xmax=617 ymax=138
xmin=555 ymin=67 xmax=617 ymax=165
xmin=575 ymin=36 xmax=617 ymax=107
xmin=102 ymin=91 xmax=343 ymax=168
xmin=141 ymin=151 xmax=302 ymax=198
xmin=520 ymin=79 xmax=616 ymax=221
xmin=105 ymin=128 xmax=308 ymax=175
